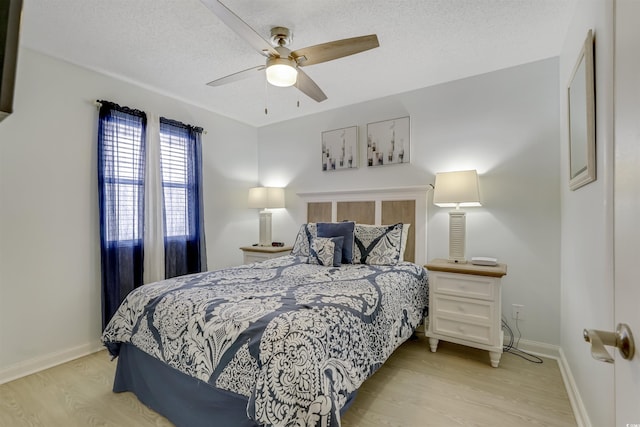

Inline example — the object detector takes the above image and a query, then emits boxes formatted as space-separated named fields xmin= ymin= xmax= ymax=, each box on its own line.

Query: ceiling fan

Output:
xmin=200 ymin=0 xmax=380 ymax=103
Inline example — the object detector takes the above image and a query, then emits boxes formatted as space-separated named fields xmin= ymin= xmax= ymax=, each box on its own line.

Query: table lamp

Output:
xmin=433 ymin=170 xmax=481 ymax=263
xmin=248 ymin=187 xmax=285 ymax=246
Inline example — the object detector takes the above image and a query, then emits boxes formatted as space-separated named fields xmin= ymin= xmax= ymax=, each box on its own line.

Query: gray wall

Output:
xmin=258 ymin=58 xmax=561 ymax=346
xmin=0 ymin=46 xmax=575 ymax=419
xmin=0 ymin=48 xmax=259 ymax=381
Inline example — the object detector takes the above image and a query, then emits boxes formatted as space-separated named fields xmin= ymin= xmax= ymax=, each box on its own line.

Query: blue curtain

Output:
xmin=97 ymin=101 xmax=147 ymax=329
xmin=159 ymin=117 xmax=207 ymax=279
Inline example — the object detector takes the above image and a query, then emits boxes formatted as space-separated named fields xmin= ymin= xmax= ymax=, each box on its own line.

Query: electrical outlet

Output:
xmin=512 ymin=304 xmax=525 ymax=320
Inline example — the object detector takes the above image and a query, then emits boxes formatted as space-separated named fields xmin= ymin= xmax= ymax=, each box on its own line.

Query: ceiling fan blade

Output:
xmin=291 ymin=34 xmax=379 ymax=67
xmin=295 ymin=68 xmax=327 ymax=102
xmin=199 ymin=0 xmax=278 ymax=57
xmin=206 ymin=65 xmax=265 ymax=87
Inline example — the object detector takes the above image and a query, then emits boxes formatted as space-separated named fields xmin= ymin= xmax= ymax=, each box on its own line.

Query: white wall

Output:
xmin=0 ymin=48 xmax=258 ymax=381
xmin=258 ymin=58 xmax=561 ymax=346
xmin=559 ymin=1 xmax=614 ymax=426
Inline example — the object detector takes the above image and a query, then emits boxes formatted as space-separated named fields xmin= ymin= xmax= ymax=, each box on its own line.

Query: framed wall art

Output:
xmin=366 ymin=116 xmax=410 ymax=167
xmin=567 ymin=29 xmax=596 ymax=191
xmin=321 ymin=126 xmax=358 ymax=171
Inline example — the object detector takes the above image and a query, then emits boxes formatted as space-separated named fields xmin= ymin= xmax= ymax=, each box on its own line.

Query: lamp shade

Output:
xmin=433 ymin=170 xmax=481 ymax=208
xmin=248 ymin=187 xmax=285 ymax=209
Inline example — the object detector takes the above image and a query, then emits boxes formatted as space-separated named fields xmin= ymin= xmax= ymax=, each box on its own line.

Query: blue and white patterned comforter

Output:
xmin=102 ymin=255 xmax=428 ymax=427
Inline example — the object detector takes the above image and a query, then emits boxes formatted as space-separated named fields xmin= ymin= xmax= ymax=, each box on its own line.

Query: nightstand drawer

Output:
xmin=432 ymin=317 xmax=494 ymax=346
xmin=433 ymin=295 xmax=493 ymax=322
xmin=432 ymin=272 xmax=497 ymax=301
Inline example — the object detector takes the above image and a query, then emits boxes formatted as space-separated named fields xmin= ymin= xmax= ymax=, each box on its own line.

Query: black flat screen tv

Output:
xmin=0 ymin=0 xmax=22 ymax=122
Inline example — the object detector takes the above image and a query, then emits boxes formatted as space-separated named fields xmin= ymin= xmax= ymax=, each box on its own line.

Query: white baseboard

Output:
xmin=502 ymin=338 xmax=590 ymax=427
xmin=504 ymin=337 xmax=561 ymax=359
xmin=0 ymin=341 xmax=104 ymax=385
xmin=557 ymin=347 xmax=592 ymax=427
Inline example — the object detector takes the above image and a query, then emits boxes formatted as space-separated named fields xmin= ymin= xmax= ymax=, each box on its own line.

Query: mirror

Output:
xmin=567 ymin=29 xmax=596 ymax=191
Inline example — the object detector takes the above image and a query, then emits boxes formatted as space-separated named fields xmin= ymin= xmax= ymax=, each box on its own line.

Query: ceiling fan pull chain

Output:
xmin=264 ymin=77 xmax=269 ymax=115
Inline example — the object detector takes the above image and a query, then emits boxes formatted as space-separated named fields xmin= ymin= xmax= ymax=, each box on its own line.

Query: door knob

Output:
xmin=583 ymin=323 xmax=635 ymax=363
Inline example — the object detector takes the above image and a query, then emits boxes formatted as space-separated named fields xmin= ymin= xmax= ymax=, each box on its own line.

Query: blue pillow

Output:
xmin=317 ymin=221 xmax=355 ymax=264
xmin=308 ymin=236 xmax=343 ymax=267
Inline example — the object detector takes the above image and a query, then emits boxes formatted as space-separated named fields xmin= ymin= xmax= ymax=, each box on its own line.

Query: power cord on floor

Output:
xmin=502 ymin=314 xmax=544 ymax=364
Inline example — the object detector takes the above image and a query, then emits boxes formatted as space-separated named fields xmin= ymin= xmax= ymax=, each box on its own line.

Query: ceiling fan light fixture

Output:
xmin=266 ymin=57 xmax=298 ymax=87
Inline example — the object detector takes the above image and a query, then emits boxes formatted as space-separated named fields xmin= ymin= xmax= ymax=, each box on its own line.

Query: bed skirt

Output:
xmin=113 ymin=343 xmax=259 ymax=427
xmin=112 ymin=343 xmax=357 ymax=426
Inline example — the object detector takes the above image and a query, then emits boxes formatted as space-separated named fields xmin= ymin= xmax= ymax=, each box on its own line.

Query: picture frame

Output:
xmin=321 ymin=126 xmax=358 ymax=171
xmin=567 ymin=29 xmax=596 ymax=191
xmin=366 ymin=116 xmax=410 ymax=167
xmin=0 ymin=0 xmax=23 ymax=122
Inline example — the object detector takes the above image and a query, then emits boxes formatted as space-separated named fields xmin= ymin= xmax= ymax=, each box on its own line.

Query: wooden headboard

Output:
xmin=296 ymin=187 xmax=429 ymax=264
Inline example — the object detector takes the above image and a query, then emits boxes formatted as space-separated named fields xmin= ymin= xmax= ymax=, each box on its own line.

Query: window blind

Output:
xmin=100 ymin=109 xmax=146 ymax=242
xmin=159 ymin=119 xmax=193 ymax=238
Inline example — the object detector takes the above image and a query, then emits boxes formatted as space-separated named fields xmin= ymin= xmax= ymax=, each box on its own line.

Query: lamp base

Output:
xmin=258 ymin=210 xmax=272 ymax=247
xmin=448 ymin=210 xmax=467 ymax=263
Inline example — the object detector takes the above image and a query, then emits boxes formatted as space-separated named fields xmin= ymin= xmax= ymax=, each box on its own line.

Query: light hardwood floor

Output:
xmin=0 ymin=332 xmax=576 ymax=427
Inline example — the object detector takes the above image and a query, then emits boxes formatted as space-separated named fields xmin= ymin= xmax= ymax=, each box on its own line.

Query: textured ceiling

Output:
xmin=20 ymin=0 xmax=577 ymax=127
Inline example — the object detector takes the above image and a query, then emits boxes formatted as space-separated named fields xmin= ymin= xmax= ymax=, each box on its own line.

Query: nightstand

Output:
xmin=239 ymin=245 xmax=292 ymax=264
xmin=425 ymin=258 xmax=507 ymax=367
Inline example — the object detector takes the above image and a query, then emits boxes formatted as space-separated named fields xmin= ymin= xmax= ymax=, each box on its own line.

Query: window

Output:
xmin=159 ymin=118 xmax=194 ymax=238
xmin=98 ymin=107 xmax=146 ymax=244
xmin=159 ymin=117 xmax=206 ymax=279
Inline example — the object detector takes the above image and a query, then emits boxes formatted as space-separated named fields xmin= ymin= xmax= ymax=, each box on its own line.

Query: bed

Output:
xmin=101 ymin=189 xmax=430 ymax=427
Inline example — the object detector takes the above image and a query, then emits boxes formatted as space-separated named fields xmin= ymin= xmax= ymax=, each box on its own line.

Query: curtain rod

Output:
xmin=92 ymin=100 xmax=207 ymax=134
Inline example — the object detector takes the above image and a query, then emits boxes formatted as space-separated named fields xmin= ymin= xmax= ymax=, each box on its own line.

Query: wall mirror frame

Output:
xmin=567 ymin=29 xmax=596 ymax=191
